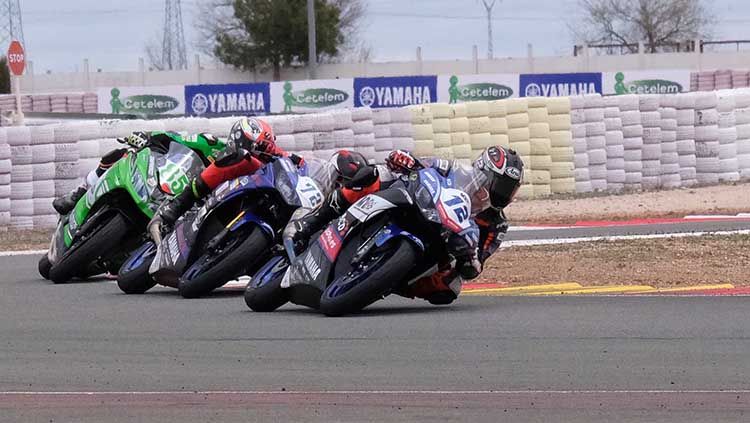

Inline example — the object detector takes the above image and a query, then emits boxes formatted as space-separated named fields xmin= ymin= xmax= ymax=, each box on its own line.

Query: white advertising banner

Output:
xmin=436 ymin=73 xmax=519 ymax=103
xmin=97 ymin=85 xmax=186 ymax=115
xmin=270 ymin=78 xmax=354 ymax=113
xmin=602 ymin=70 xmax=691 ymax=95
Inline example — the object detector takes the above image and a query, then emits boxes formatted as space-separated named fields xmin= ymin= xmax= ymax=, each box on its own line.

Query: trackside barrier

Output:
xmin=2 ymin=89 xmax=750 ymax=230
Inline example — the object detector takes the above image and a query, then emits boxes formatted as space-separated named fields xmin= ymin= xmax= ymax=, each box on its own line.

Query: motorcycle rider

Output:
xmin=286 ymin=146 xmax=524 ymax=306
xmin=148 ymin=117 xmax=299 ymax=231
xmin=52 ymin=130 xmax=226 ymax=215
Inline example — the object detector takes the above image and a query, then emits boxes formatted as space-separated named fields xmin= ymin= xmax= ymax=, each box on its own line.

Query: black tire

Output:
xmin=244 ymin=257 xmax=290 ymax=312
xmin=38 ymin=254 xmax=52 ymax=280
xmin=178 ymin=227 xmax=272 ymax=299
xmin=319 ymin=239 xmax=417 ymax=317
xmin=117 ymin=242 xmax=157 ymax=294
xmin=49 ymin=214 xmax=129 ymax=284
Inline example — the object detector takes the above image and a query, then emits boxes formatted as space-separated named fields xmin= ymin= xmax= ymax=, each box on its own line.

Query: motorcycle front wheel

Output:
xmin=319 ymin=238 xmax=418 ymax=317
xmin=117 ymin=241 xmax=158 ymax=294
xmin=178 ymin=226 xmax=272 ymax=299
xmin=244 ymin=255 xmax=290 ymax=312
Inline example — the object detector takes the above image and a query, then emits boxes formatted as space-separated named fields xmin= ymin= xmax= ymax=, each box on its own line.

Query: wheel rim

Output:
xmin=122 ymin=242 xmax=156 ymax=274
xmin=182 ymin=230 xmax=249 ymax=281
xmin=324 ymin=249 xmax=391 ymax=299
xmin=251 ymin=256 xmax=288 ymax=288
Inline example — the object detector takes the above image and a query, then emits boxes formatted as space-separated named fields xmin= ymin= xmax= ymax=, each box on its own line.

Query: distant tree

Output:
xmin=199 ymin=0 xmax=366 ymax=80
xmin=572 ymin=0 xmax=715 ymax=53
xmin=0 ymin=57 xmax=10 ymax=94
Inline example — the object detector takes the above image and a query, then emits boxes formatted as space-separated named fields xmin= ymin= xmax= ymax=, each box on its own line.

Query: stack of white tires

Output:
xmin=31 ymin=95 xmax=51 ymax=113
xmin=506 ymin=99 xmax=534 ymax=197
xmin=30 ymin=125 xmax=58 ymax=229
xmin=83 ymin=93 xmax=98 ymax=114
xmin=387 ymin=108 xmax=415 ymax=154
xmin=310 ymin=113 xmax=337 ymax=161
xmin=717 ymin=91 xmax=740 ymax=182
xmin=735 ymin=90 xmax=750 ymax=179
xmin=290 ymin=114 xmax=315 ymax=158
xmin=584 ymin=94 xmax=607 ymax=191
xmin=694 ymin=92 xmax=720 ymax=184
xmin=527 ymin=98 xmax=552 ymax=197
xmin=51 ymin=94 xmax=68 ymax=113
xmin=618 ymin=95 xmax=643 ymax=190
xmin=570 ymin=96 xmax=592 ymax=193
xmin=351 ymin=107 xmax=376 ymax=160
xmin=371 ymin=109 xmax=393 ymax=163
xmin=409 ymin=104 xmax=435 ymax=157
xmin=658 ymin=96 xmax=681 ymax=188
xmin=66 ymin=93 xmax=84 ymax=114
xmin=448 ymin=103 xmax=472 ymax=164
xmin=429 ymin=103 xmax=451 ymax=160
xmin=639 ymin=95 xmax=662 ymax=189
xmin=7 ymin=126 xmax=33 ymax=229
xmin=53 ymin=125 xmax=81 ymax=206
xmin=547 ymin=97 xmax=575 ymax=193
xmin=467 ymin=101 xmax=492 ymax=163
xmin=676 ymin=93 xmax=698 ymax=186
xmin=603 ymin=96 xmax=625 ymax=192
xmin=0 ymin=130 xmax=10 ymax=230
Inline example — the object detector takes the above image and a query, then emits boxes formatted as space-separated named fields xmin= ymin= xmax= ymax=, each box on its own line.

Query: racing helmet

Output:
xmin=473 ymin=146 xmax=524 ymax=208
xmin=329 ymin=150 xmax=378 ymax=190
xmin=229 ymin=117 xmax=276 ymax=156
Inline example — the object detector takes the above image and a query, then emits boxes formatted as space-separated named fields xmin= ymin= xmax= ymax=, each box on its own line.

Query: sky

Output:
xmin=16 ymin=0 xmax=750 ymax=73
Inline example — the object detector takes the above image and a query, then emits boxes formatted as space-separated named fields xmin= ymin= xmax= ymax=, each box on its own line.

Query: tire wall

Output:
xmin=3 ymin=89 xmax=750 ymax=230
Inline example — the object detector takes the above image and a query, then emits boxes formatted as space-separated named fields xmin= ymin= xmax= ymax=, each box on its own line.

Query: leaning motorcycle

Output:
xmin=117 ymin=156 xmax=328 ymax=298
xmin=244 ymin=167 xmax=479 ymax=316
xmin=41 ymin=136 xmax=218 ymax=284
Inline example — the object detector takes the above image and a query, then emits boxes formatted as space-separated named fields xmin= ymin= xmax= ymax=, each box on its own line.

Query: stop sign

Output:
xmin=7 ymin=40 xmax=25 ymax=76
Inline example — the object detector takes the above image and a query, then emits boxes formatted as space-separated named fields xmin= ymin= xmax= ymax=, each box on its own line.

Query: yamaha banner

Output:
xmin=184 ymin=83 xmax=270 ymax=116
xmin=353 ymin=76 xmax=437 ymax=108
xmin=519 ymin=73 xmax=602 ymax=97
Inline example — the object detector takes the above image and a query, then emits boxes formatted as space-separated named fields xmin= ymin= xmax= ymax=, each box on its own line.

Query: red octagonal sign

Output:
xmin=7 ymin=40 xmax=25 ymax=76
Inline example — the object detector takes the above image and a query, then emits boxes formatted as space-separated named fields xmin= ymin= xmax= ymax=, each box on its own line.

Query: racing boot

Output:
xmin=52 ymin=185 xmax=87 ymax=215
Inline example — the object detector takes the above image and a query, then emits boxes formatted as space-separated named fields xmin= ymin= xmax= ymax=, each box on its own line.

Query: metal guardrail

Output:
xmin=574 ymin=40 xmax=750 ymax=56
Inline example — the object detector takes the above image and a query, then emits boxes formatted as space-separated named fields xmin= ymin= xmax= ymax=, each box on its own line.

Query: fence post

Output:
xmin=416 ymin=46 xmax=423 ymax=75
xmin=194 ymin=54 xmax=201 ymax=84
xmin=472 ymin=45 xmax=479 ymax=74
xmin=527 ymin=43 xmax=534 ymax=74
xmin=138 ymin=58 xmax=146 ymax=85
xmin=638 ymin=41 xmax=645 ymax=69
xmin=83 ymin=59 xmax=91 ymax=92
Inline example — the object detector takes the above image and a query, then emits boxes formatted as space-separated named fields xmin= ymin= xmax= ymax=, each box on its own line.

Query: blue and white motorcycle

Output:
xmin=117 ymin=156 xmax=330 ymax=298
xmin=244 ymin=166 xmax=480 ymax=316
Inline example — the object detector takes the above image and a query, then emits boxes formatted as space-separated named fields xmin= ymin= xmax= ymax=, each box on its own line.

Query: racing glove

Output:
xmin=385 ymin=150 xmax=420 ymax=173
xmin=117 ymin=131 xmax=150 ymax=149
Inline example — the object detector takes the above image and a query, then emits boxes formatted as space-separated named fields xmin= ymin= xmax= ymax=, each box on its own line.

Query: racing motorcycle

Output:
xmin=40 ymin=132 xmax=225 ymax=284
xmin=117 ymin=156 xmax=329 ymax=298
xmin=244 ymin=166 xmax=478 ymax=316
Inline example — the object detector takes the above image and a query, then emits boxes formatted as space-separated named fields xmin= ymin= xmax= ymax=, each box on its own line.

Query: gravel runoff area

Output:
xmin=481 ymin=234 xmax=750 ymax=287
xmin=509 ymin=181 xmax=750 ymax=224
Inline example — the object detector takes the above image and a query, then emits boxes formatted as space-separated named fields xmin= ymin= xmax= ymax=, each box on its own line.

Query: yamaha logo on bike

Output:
xmin=506 ymin=167 xmax=522 ymax=180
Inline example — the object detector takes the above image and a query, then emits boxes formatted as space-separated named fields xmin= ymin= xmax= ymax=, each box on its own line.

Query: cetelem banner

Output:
xmin=603 ymin=70 xmax=691 ymax=95
xmin=270 ymin=78 xmax=354 ymax=113
xmin=437 ymin=73 xmax=518 ymax=103
xmin=519 ymin=73 xmax=602 ymax=97
xmin=97 ymin=85 xmax=185 ymax=115
xmin=184 ymin=83 xmax=270 ymax=116
xmin=353 ymin=76 xmax=436 ymax=108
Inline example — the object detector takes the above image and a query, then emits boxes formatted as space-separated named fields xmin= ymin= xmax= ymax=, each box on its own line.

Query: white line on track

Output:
xmin=2 ymin=389 xmax=750 ymax=395
xmin=501 ymin=229 xmax=750 ymax=248
xmin=0 ymin=249 xmax=47 ymax=257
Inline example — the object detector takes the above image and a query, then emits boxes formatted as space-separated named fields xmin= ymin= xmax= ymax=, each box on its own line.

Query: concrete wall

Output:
xmin=20 ymin=50 xmax=750 ymax=94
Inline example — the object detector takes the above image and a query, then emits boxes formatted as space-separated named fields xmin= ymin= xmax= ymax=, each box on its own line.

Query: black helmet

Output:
xmin=329 ymin=150 xmax=379 ymax=190
xmin=473 ymin=146 xmax=524 ymax=208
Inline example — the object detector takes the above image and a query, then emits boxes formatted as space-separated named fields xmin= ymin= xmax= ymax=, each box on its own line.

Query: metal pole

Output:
xmin=307 ymin=0 xmax=317 ymax=79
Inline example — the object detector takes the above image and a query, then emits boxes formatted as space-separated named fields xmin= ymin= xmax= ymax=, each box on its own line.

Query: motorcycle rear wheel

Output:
xmin=319 ymin=238 xmax=417 ymax=317
xmin=178 ymin=226 xmax=272 ymax=299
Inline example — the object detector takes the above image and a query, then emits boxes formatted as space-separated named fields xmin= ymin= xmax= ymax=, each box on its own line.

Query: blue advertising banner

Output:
xmin=519 ymin=73 xmax=602 ymax=97
xmin=353 ymin=76 xmax=437 ymax=108
xmin=185 ymin=83 xmax=270 ymax=116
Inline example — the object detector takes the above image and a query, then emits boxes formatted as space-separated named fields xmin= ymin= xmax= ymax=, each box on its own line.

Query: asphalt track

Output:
xmin=1 ymin=220 xmax=749 ymax=422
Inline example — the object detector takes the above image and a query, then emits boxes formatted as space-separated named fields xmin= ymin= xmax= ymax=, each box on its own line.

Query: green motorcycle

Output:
xmin=40 ymin=132 xmax=227 ymax=284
